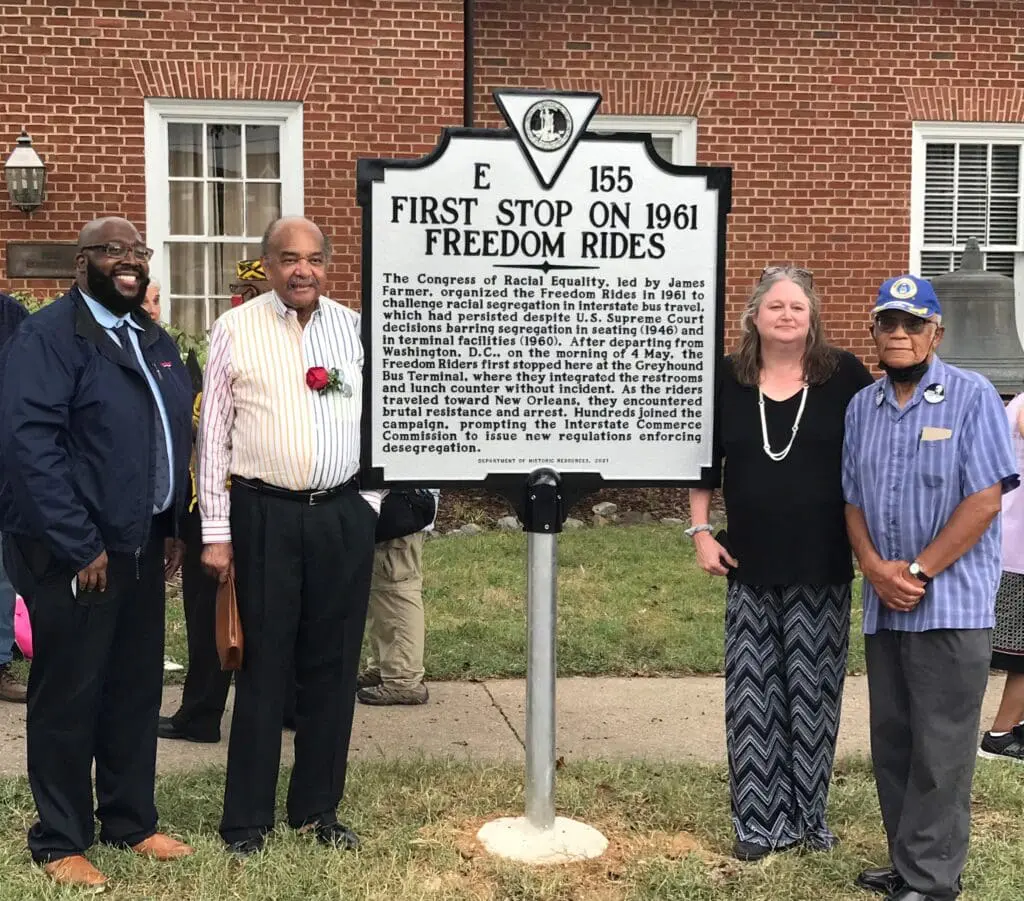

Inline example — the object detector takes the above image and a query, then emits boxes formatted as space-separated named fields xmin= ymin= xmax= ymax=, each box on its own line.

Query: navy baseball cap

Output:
xmin=872 ymin=275 xmax=942 ymax=321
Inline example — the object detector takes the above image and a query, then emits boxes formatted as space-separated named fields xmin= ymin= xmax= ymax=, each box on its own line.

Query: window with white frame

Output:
xmin=145 ymin=100 xmax=304 ymax=334
xmin=588 ymin=115 xmax=697 ymax=165
xmin=911 ymin=123 xmax=1023 ymax=334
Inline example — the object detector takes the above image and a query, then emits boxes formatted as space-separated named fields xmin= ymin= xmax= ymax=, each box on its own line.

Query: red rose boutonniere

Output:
xmin=305 ymin=366 xmax=352 ymax=397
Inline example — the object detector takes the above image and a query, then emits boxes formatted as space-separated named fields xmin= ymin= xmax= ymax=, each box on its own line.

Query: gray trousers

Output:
xmin=865 ymin=628 xmax=991 ymax=901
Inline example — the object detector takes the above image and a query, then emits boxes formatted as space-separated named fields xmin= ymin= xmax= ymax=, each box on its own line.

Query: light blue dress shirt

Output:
xmin=843 ymin=355 xmax=1018 ymax=634
xmin=81 ymin=293 xmax=175 ymax=514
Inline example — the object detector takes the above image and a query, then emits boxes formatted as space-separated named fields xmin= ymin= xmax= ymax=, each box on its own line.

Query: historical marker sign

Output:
xmin=357 ymin=90 xmax=731 ymax=489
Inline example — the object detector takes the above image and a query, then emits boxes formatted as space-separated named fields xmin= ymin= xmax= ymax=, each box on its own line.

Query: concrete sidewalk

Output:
xmin=0 ymin=673 xmax=1009 ymax=777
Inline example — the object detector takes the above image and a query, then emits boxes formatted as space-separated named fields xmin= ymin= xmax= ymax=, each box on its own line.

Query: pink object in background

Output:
xmin=14 ymin=595 xmax=32 ymax=659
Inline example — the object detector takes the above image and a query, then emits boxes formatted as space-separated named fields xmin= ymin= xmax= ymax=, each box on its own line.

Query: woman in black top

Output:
xmin=688 ymin=266 xmax=873 ymax=862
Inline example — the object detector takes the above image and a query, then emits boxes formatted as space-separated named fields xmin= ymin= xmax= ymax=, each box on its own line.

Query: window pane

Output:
xmin=169 ymin=123 xmax=202 ymax=178
xmin=169 ymin=181 xmax=203 ymax=235
xmin=167 ymin=243 xmax=205 ymax=296
xmin=985 ymin=252 xmax=1016 ymax=278
xmin=990 ymin=196 xmax=1019 ymax=245
xmin=923 ymin=196 xmax=953 ymax=244
xmin=246 ymin=125 xmax=281 ymax=178
xmin=920 ymin=251 xmax=953 ymax=278
xmin=170 ymin=297 xmax=205 ymax=336
xmin=652 ymin=136 xmax=674 ymax=163
xmin=957 ymin=145 xmax=988 ymax=195
xmin=207 ymin=124 xmax=242 ymax=179
xmin=246 ymin=183 xmax=281 ymax=237
xmin=991 ymin=145 xmax=1020 ymax=194
xmin=212 ymin=242 xmax=262 ymax=295
xmin=211 ymin=297 xmax=235 ymax=324
xmin=208 ymin=182 xmax=244 ymax=236
xmin=955 ymin=196 xmax=987 ymax=244
xmin=925 ymin=144 xmax=954 ymax=195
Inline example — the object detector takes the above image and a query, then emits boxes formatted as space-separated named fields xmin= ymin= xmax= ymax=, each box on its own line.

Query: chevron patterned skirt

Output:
xmin=724 ymin=582 xmax=851 ymax=849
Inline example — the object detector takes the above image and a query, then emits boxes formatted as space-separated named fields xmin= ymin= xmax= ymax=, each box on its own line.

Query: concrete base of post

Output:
xmin=476 ymin=816 xmax=608 ymax=865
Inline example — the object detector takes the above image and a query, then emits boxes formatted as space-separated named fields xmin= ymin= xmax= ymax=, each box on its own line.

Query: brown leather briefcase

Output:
xmin=215 ymin=576 xmax=244 ymax=671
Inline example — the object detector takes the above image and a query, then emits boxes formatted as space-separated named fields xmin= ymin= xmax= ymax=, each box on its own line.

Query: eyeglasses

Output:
xmin=873 ymin=312 xmax=933 ymax=335
xmin=80 ymin=241 xmax=154 ymax=262
xmin=760 ymin=266 xmax=814 ymax=287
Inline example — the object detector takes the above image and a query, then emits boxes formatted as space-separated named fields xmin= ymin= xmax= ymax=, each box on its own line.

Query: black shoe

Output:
xmin=856 ymin=866 xmax=904 ymax=895
xmin=157 ymin=715 xmax=220 ymax=743
xmin=885 ymin=889 xmax=937 ymax=901
xmin=732 ymin=839 xmax=796 ymax=861
xmin=312 ymin=822 xmax=360 ymax=850
xmin=978 ymin=730 xmax=1024 ymax=761
xmin=226 ymin=836 xmax=265 ymax=858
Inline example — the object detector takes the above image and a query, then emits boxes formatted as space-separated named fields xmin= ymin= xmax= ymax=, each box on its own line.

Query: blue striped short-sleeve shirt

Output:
xmin=842 ymin=355 xmax=1019 ymax=634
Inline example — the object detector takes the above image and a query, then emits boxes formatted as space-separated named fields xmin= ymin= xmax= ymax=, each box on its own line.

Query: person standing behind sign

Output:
xmin=198 ymin=216 xmax=380 ymax=857
xmin=358 ymin=488 xmax=440 ymax=706
xmin=687 ymin=266 xmax=872 ymax=862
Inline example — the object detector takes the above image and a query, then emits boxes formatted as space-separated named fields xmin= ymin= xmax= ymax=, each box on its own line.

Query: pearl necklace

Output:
xmin=758 ymin=385 xmax=809 ymax=462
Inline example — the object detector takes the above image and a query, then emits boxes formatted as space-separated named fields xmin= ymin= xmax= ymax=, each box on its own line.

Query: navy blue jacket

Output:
xmin=0 ymin=293 xmax=28 ymax=346
xmin=0 ymin=286 xmax=193 ymax=569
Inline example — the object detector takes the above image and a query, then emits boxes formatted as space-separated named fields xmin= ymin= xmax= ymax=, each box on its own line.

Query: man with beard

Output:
xmin=0 ymin=217 xmax=194 ymax=889
xmin=843 ymin=275 xmax=1018 ymax=901
xmin=198 ymin=216 xmax=379 ymax=856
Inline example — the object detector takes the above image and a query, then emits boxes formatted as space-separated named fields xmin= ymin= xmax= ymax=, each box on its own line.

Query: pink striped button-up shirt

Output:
xmin=198 ymin=290 xmax=380 ymax=544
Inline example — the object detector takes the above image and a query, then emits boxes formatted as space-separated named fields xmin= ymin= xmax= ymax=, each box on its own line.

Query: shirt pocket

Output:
xmin=916 ymin=437 xmax=955 ymax=489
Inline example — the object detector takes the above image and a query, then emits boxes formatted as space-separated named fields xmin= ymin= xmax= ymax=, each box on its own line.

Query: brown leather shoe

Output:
xmin=0 ymin=664 xmax=27 ymax=703
xmin=43 ymin=855 xmax=107 ymax=891
xmin=130 ymin=833 xmax=194 ymax=860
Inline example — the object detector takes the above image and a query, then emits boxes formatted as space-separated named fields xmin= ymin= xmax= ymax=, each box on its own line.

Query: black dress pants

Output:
xmin=170 ymin=505 xmax=231 ymax=739
xmin=4 ymin=521 xmax=167 ymax=863
xmin=219 ymin=481 xmax=375 ymax=844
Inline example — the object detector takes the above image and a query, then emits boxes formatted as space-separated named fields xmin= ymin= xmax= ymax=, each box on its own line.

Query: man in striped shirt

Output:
xmin=843 ymin=275 xmax=1018 ymax=901
xmin=198 ymin=216 xmax=379 ymax=857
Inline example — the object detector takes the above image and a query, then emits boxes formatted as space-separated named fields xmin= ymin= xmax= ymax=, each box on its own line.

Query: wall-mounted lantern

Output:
xmin=4 ymin=130 xmax=46 ymax=213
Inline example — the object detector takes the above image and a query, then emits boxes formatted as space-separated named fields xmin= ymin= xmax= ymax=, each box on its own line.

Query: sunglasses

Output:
xmin=80 ymin=241 xmax=154 ymax=262
xmin=873 ymin=312 xmax=934 ymax=335
xmin=760 ymin=266 xmax=814 ymax=287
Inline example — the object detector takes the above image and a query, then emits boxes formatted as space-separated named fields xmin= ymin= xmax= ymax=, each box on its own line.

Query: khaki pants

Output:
xmin=365 ymin=533 xmax=425 ymax=689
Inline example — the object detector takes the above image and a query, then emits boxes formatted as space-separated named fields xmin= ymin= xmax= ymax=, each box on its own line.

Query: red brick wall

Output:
xmin=3 ymin=0 xmax=1024 ymax=362
xmin=0 ymin=0 xmax=464 ymax=303
xmin=476 ymin=0 xmax=1024 ymax=359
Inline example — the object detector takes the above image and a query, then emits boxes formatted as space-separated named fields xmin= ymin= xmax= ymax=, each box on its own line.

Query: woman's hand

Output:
xmin=693 ymin=531 xmax=738 ymax=576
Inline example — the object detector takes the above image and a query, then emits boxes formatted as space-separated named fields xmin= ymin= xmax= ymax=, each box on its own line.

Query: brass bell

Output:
xmin=930 ymin=236 xmax=1024 ymax=395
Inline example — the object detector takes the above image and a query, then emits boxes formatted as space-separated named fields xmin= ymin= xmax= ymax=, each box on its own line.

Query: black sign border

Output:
xmin=356 ymin=127 xmax=731 ymax=504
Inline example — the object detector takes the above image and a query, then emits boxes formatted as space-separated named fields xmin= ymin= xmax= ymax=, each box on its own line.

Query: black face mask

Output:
xmin=85 ymin=257 xmax=149 ymax=318
xmin=880 ymin=360 xmax=931 ymax=384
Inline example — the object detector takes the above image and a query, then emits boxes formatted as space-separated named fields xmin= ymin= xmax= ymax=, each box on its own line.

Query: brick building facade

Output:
xmin=2 ymin=0 xmax=1024 ymax=358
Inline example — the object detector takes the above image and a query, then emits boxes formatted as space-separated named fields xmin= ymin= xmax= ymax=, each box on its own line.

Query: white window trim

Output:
xmin=144 ymin=99 xmax=304 ymax=327
xmin=910 ymin=120 xmax=1024 ymax=342
xmin=589 ymin=115 xmax=697 ymax=165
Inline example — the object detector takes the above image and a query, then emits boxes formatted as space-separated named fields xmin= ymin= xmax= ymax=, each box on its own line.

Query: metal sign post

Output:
xmin=475 ymin=469 xmax=610 ymax=862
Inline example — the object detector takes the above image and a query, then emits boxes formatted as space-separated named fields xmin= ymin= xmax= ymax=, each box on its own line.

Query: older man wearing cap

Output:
xmin=842 ymin=275 xmax=1018 ymax=901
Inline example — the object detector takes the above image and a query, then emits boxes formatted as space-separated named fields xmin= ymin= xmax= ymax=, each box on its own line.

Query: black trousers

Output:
xmin=4 ymin=521 xmax=167 ymax=863
xmin=170 ymin=505 xmax=232 ymax=739
xmin=220 ymin=481 xmax=375 ymax=844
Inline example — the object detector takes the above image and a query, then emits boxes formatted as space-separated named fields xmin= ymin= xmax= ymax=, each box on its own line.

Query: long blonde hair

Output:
xmin=732 ymin=267 xmax=837 ymax=386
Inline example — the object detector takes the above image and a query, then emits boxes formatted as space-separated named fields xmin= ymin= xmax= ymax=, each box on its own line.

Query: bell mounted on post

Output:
xmin=929 ymin=236 xmax=1024 ymax=396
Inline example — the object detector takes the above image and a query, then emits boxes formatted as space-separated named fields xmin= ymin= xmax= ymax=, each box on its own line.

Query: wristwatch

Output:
xmin=684 ymin=524 xmax=714 ymax=538
xmin=908 ymin=561 xmax=932 ymax=584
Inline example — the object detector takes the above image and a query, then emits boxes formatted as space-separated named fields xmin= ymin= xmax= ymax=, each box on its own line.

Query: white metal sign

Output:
xmin=358 ymin=90 xmax=730 ymax=487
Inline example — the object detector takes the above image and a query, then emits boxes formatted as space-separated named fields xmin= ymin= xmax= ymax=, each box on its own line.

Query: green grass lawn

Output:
xmin=162 ymin=524 xmax=867 ymax=682
xmin=0 ymin=758 xmax=1019 ymax=900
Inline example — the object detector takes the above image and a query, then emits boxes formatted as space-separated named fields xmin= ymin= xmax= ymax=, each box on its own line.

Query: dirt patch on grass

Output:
xmin=412 ymin=815 xmax=742 ymax=901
